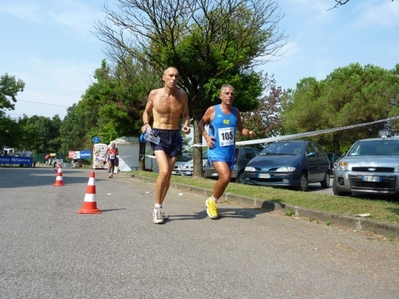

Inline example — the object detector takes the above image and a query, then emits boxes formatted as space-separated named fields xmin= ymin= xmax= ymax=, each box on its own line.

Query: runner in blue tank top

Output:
xmin=207 ymin=104 xmax=237 ymax=167
xmin=198 ymin=84 xmax=255 ymax=219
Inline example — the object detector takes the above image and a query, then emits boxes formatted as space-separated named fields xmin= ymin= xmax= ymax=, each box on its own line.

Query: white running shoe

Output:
xmin=153 ymin=208 xmax=164 ymax=224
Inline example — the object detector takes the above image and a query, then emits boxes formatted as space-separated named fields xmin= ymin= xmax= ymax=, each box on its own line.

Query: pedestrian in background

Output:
xmin=105 ymin=142 xmax=119 ymax=178
xmin=45 ymin=154 xmax=51 ymax=165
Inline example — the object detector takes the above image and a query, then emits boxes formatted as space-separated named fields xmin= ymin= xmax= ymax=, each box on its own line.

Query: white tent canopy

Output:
xmin=110 ymin=137 xmax=158 ymax=173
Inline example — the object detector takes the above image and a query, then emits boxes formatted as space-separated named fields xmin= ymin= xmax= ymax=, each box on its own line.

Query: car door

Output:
xmin=313 ymin=142 xmax=329 ymax=180
xmin=305 ymin=142 xmax=319 ymax=181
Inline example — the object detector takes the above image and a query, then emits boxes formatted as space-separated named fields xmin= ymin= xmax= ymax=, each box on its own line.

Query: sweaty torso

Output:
xmin=151 ymin=88 xmax=185 ymax=130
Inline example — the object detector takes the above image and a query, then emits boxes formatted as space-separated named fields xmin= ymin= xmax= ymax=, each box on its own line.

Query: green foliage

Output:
xmin=15 ymin=114 xmax=61 ymax=153
xmin=240 ymin=73 xmax=284 ymax=142
xmin=285 ymin=209 xmax=295 ymax=216
xmin=0 ymin=73 xmax=25 ymax=149
xmin=59 ymin=104 xmax=88 ymax=152
xmin=281 ymin=63 xmax=399 ymax=152
xmin=0 ymin=114 xmax=20 ymax=148
xmin=203 ymin=72 xmax=262 ymax=114
xmin=74 ymin=59 xmax=158 ymax=146
xmin=0 ymin=73 xmax=25 ymax=111
xmin=152 ymin=2 xmax=274 ymax=116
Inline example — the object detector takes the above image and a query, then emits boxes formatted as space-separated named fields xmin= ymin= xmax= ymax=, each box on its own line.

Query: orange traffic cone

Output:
xmin=78 ymin=172 xmax=101 ymax=214
xmin=53 ymin=167 xmax=65 ymax=186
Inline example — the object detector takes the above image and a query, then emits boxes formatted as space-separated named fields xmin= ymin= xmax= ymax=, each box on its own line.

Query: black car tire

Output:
xmin=235 ymin=171 xmax=245 ymax=184
xmin=297 ymin=173 xmax=308 ymax=192
xmin=320 ymin=171 xmax=330 ymax=188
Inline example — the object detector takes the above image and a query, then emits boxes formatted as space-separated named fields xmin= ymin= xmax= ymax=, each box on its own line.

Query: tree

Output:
xmin=0 ymin=73 xmax=25 ymax=112
xmin=0 ymin=73 xmax=25 ymax=151
xmin=0 ymin=115 xmax=20 ymax=149
xmin=95 ymin=0 xmax=286 ymax=176
xmin=17 ymin=115 xmax=62 ymax=154
xmin=240 ymin=73 xmax=284 ymax=145
xmin=78 ymin=60 xmax=157 ymax=142
xmin=59 ymin=104 xmax=87 ymax=153
xmin=75 ymin=59 xmax=159 ymax=170
xmin=281 ymin=63 xmax=399 ymax=153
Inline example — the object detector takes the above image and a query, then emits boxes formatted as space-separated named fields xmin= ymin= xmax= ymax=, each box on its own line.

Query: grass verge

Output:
xmin=132 ymin=171 xmax=399 ymax=225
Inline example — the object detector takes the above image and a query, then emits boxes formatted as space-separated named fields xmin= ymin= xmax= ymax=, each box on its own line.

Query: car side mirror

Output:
xmin=307 ymin=152 xmax=316 ymax=158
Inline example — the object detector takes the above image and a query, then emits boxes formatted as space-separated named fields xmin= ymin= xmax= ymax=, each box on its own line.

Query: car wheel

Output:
xmin=297 ymin=173 xmax=308 ymax=191
xmin=236 ymin=171 xmax=245 ymax=184
xmin=332 ymin=182 xmax=351 ymax=196
xmin=320 ymin=171 xmax=330 ymax=188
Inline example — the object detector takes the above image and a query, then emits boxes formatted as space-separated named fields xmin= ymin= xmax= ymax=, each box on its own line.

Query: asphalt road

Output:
xmin=1 ymin=167 xmax=398 ymax=299
xmin=307 ymin=178 xmax=334 ymax=194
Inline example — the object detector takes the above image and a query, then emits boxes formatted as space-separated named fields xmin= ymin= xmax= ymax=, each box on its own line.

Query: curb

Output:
xmin=128 ymin=174 xmax=399 ymax=239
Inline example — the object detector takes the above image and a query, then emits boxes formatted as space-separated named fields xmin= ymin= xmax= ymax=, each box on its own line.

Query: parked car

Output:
xmin=172 ymin=154 xmax=192 ymax=175
xmin=327 ymin=152 xmax=342 ymax=176
xmin=180 ymin=152 xmax=208 ymax=176
xmin=203 ymin=147 xmax=260 ymax=183
xmin=333 ymin=136 xmax=399 ymax=197
xmin=332 ymin=153 xmax=345 ymax=174
xmin=242 ymin=140 xmax=330 ymax=191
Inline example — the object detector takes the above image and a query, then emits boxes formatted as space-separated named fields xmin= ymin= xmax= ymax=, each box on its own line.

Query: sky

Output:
xmin=1 ymin=0 xmax=398 ymax=120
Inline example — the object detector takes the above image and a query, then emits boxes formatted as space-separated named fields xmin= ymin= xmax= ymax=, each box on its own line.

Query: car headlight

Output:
xmin=245 ymin=166 xmax=256 ymax=172
xmin=276 ymin=166 xmax=296 ymax=172
xmin=338 ymin=161 xmax=348 ymax=170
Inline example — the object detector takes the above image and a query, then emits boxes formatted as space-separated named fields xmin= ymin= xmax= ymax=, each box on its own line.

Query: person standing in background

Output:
xmin=45 ymin=154 xmax=50 ymax=165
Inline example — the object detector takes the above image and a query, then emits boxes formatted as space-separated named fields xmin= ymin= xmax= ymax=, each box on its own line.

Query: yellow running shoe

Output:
xmin=206 ymin=197 xmax=219 ymax=219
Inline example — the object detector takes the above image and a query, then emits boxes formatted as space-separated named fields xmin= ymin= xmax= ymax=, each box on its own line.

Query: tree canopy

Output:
xmin=240 ymin=73 xmax=284 ymax=145
xmin=17 ymin=115 xmax=62 ymax=153
xmin=69 ymin=59 xmax=159 ymax=146
xmin=281 ymin=63 xmax=399 ymax=153
xmin=95 ymin=0 xmax=286 ymax=175
xmin=0 ymin=73 xmax=25 ymax=113
xmin=0 ymin=73 xmax=25 ymax=149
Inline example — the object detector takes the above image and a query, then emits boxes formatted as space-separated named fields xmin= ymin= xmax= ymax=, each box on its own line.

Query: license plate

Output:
xmin=362 ymin=175 xmax=381 ymax=182
xmin=211 ymin=173 xmax=218 ymax=177
xmin=258 ymin=173 xmax=271 ymax=179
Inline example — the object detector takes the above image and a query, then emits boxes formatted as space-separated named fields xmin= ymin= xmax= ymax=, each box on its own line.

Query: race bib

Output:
xmin=218 ymin=127 xmax=234 ymax=146
xmin=109 ymin=154 xmax=115 ymax=159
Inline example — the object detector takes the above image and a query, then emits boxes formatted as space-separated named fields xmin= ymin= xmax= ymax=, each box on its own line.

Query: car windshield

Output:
xmin=177 ymin=154 xmax=192 ymax=162
xmin=260 ymin=142 xmax=303 ymax=156
xmin=347 ymin=139 xmax=399 ymax=156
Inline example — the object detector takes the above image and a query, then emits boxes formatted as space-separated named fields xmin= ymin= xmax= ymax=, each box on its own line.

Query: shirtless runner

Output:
xmin=141 ymin=67 xmax=191 ymax=224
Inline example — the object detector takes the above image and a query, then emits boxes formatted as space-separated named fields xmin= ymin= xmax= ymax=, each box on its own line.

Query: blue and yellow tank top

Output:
xmin=207 ymin=104 xmax=237 ymax=162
